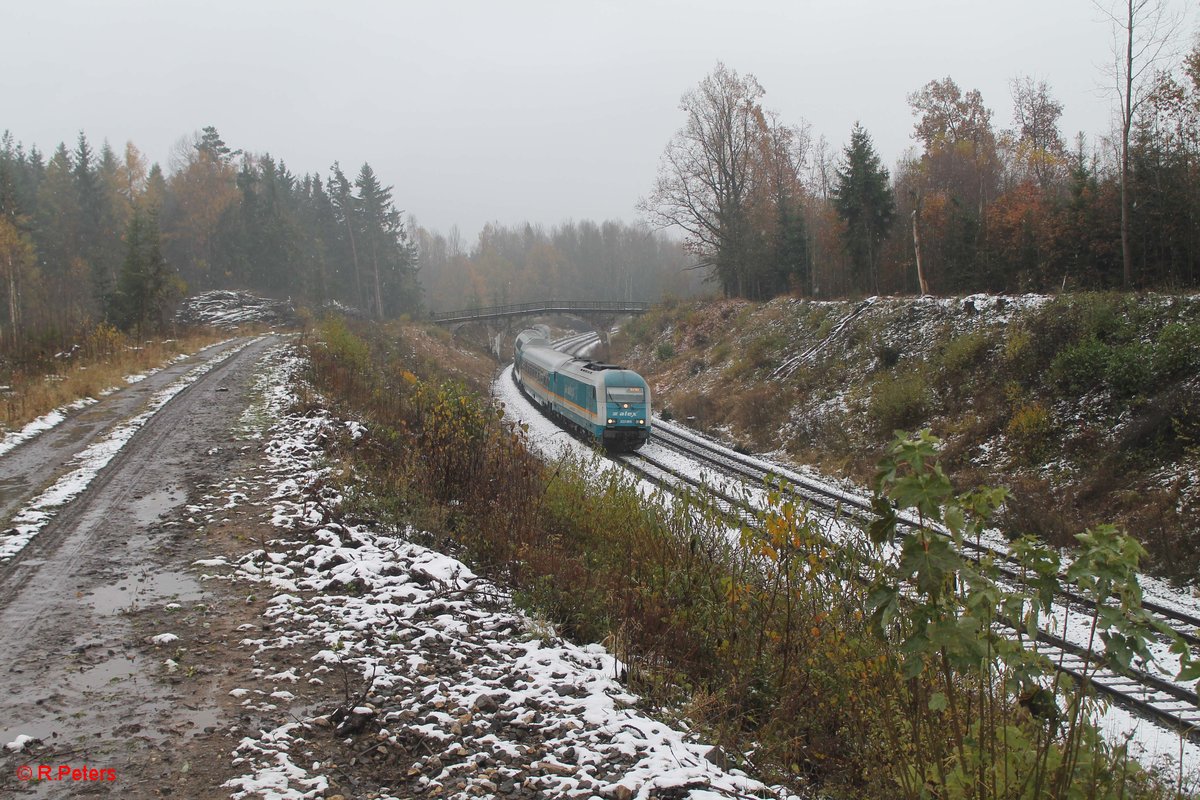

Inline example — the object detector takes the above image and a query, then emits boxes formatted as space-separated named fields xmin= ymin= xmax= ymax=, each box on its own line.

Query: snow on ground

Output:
xmin=0 ymin=337 xmax=265 ymax=563
xmin=0 ymin=343 xmax=227 ymax=458
xmin=193 ymin=347 xmax=802 ymax=800
xmin=493 ymin=357 xmax=1200 ymax=784
xmin=177 ymin=290 xmax=298 ymax=329
xmin=493 ymin=366 xmax=598 ymax=465
xmin=0 ymin=397 xmax=97 ymax=459
xmin=123 ymin=350 xmax=193 ymax=385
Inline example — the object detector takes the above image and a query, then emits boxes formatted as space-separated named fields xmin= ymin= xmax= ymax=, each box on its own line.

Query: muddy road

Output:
xmin=0 ymin=335 xmax=285 ymax=797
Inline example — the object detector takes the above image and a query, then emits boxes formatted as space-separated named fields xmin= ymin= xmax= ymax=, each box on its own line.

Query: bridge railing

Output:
xmin=429 ymin=300 xmax=653 ymax=324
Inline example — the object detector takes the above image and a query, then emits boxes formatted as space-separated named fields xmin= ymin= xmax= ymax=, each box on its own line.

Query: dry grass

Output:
xmin=1 ymin=328 xmax=231 ymax=431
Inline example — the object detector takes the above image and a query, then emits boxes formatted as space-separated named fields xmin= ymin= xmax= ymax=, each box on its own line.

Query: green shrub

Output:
xmin=868 ymin=369 xmax=928 ymax=434
xmin=875 ymin=343 xmax=902 ymax=370
xmin=939 ymin=331 xmax=991 ymax=377
xmin=655 ymin=341 xmax=676 ymax=361
xmin=1106 ymin=340 xmax=1155 ymax=399
xmin=1075 ymin=293 xmax=1131 ymax=342
xmin=1152 ymin=321 xmax=1199 ymax=380
xmin=320 ymin=315 xmax=370 ymax=374
xmin=1003 ymin=328 xmax=1032 ymax=367
xmin=1050 ymin=336 xmax=1109 ymax=395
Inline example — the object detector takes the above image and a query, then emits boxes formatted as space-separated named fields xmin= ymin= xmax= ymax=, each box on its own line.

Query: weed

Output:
xmin=670 ymin=389 xmax=719 ymax=429
xmin=1006 ymin=401 xmax=1052 ymax=459
xmin=729 ymin=384 xmax=788 ymax=446
xmin=1003 ymin=327 xmax=1032 ymax=369
xmin=0 ymin=326 xmax=227 ymax=430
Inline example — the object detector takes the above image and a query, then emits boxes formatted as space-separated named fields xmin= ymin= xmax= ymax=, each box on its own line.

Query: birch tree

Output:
xmin=1095 ymin=0 xmax=1185 ymax=286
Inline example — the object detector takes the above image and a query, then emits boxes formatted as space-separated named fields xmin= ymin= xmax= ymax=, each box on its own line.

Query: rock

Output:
xmin=473 ymin=694 xmax=500 ymax=713
xmin=536 ymin=760 xmax=576 ymax=777
xmin=704 ymin=744 xmax=731 ymax=770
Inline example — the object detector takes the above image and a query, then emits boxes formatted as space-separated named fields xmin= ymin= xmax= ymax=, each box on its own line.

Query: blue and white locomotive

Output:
xmin=513 ymin=325 xmax=651 ymax=451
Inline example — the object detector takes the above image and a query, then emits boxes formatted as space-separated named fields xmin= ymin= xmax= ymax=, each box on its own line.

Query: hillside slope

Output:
xmin=611 ymin=293 xmax=1200 ymax=578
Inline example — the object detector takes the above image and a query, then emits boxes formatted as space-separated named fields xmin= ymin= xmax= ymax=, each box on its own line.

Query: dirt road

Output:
xmin=0 ymin=333 xmax=800 ymax=800
xmin=0 ymin=335 xmax=284 ymax=797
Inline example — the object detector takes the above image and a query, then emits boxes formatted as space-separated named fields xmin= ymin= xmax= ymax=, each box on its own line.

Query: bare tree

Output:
xmin=1095 ymin=0 xmax=1185 ymax=287
xmin=640 ymin=62 xmax=766 ymax=298
xmin=806 ymin=134 xmax=835 ymax=201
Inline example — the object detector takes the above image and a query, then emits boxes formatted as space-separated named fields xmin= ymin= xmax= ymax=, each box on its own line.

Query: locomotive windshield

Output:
xmin=606 ymin=387 xmax=645 ymax=403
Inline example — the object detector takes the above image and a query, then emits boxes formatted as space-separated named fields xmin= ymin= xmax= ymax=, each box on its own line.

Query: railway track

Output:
xmin=532 ymin=331 xmax=1200 ymax=742
xmin=643 ymin=419 xmax=1200 ymax=742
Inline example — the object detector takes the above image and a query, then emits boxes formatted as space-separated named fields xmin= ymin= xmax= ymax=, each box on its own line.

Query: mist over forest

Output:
xmin=3 ymin=22 xmax=1200 ymax=364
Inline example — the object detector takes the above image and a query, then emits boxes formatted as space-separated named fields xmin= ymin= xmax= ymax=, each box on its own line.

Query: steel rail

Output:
xmin=532 ymin=334 xmax=1200 ymax=741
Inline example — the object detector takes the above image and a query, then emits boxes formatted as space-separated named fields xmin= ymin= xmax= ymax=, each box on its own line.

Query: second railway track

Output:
xmin=533 ymin=331 xmax=1200 ymax=743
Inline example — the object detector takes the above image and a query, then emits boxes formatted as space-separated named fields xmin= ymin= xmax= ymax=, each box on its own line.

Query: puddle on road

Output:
xmin=0 ymin=718 xmax=64 ymax=753
xmin=67 ymin=654 xmax=140 ymax=693
xmin=86 ymin=570 xmax=204 ymax=616
xmin=0 ymin=474 xmax=28 ymax=507
xmin=129 ymin=485 xmax=186 ymax=526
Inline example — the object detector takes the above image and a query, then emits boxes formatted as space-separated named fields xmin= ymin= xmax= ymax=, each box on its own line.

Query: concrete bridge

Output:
xmin=429 ymin=300 xmax=654 ymax=355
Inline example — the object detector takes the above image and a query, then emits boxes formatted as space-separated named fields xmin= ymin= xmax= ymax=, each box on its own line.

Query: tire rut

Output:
xmin=0 ymin=334 xmax=285 ymax=798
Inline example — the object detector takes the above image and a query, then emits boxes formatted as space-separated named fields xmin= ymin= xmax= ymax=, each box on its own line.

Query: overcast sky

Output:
xmin=3 ymin=0 xmax=1193 ymax=241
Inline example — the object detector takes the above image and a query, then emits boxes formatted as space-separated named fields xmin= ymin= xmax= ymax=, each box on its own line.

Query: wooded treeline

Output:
xmin=645 ymin=40 xmax=1200 ymax=299
xmin=0 ymin=126 xmax=418 ymax=355
xmin=413 ymin=220 xmax=698 ymax=312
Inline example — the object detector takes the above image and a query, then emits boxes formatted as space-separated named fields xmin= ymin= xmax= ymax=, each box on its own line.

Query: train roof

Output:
xmin=557 ymin=358 xmax=647 ymax=386
xmin=517 ymin=342 xmax=575 ymax=372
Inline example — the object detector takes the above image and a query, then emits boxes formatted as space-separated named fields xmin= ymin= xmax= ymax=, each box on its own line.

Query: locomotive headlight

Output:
xmin=607 ymin=418 xmax=614 ymax=425
xmin=638 ymin=419 xmax=645 ymax=425
xmin=622 ymin=403 xmax=629 ymax=409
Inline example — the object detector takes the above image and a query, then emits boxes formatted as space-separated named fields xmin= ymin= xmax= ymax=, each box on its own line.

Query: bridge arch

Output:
xmin=429 ymin=300 xmax=653 ymax=355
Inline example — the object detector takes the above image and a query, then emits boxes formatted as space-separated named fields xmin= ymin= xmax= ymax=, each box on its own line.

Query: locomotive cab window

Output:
xmin=606 ymin=387 xmax=644 ymax=403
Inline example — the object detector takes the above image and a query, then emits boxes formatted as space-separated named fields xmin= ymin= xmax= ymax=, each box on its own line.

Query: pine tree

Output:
xmin=329 ymin=163 xmax=364 ymax=309
xmin=197 ymin=126 xmax=237 ymax=164
xmin=355 ymin=163 xmax=419 ymax=318
xmin=833 ymin=123 xmax=895 ymax=295
xmin=113 ymin=209 xmax=176 ymax=335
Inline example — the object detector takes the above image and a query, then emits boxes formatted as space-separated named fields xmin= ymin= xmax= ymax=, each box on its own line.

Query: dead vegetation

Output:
xmin=612 ymin=293 xmax=1200 ymax=578
xmin=0 ymin=326 xmax=230 ymax=431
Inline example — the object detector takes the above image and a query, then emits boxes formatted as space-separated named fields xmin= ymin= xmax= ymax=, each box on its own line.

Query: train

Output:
xmin=513 ymin=325 xmax=652 ymax=451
